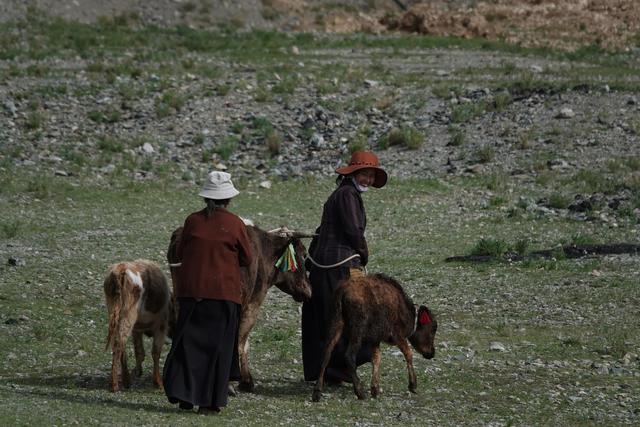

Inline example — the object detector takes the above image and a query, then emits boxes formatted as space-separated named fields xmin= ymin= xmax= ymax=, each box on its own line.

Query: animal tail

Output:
xmin=326 ymin=288 xmax=345 ymax=339
xmin=104 ymin=268 xmax=124 ymax=351
xmin=104 ymin=265 xmax=142 ymax=351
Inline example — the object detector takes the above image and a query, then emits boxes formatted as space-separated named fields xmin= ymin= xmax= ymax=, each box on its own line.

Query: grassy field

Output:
xmin=0 ymin=167 xmax=638 ymax=426
xmin=1 ymin=11 xmax=639 ymax=426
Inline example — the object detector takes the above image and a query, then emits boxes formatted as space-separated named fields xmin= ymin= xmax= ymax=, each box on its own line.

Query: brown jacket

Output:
xmin=308 ymin=179 xmax=368 ymax=268
xmin=176 ymin=207 xmax=253 ymax=304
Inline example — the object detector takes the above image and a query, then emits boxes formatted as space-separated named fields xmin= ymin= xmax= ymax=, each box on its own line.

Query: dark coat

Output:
xmin=307 ymin=178 xmax=368 ymax=268
xmin=302 ymin=178 xmax=373 ymax=381
xmin=176 ymin=207 xmax=253 ymax=304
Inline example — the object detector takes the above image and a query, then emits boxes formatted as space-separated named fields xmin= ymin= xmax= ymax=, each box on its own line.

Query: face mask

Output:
xmin=351 ymin=176 xmax=369 ymax=193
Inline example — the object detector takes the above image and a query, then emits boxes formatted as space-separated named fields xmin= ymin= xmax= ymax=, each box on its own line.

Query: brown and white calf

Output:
xmin=168 ymin=224 xmax=312 ymax=392
xmin=103 ymin=259 xmax=175 ymax=392
xmin=312 ymin=273 xmax=437 ymax=401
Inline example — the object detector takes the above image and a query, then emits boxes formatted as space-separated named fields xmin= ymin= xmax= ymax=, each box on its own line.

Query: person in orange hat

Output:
xmin=301 ymin=151 xmax=388 ymax=384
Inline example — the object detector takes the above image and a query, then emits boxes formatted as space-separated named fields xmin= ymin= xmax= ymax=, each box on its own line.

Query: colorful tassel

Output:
xmin=275 ymin=243 xmax=298 ymax=272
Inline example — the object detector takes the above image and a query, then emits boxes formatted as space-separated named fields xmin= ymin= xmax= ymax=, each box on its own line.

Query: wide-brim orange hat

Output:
xmin=335 ymin=151 xmax=388 ymax=188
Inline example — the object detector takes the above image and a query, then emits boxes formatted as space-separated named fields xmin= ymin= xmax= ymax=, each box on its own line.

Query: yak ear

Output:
xmin=417 ymin=305 xmax=432 ymax=326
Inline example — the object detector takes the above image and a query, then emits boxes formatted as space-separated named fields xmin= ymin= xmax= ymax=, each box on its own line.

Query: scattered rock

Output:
xmin=489 ymin=342 xmax=507 ymax=352
xmin=556 ymin=108 xmax=576 ymax=119
xmin=8 ymin=257 xmax=25 ymax=267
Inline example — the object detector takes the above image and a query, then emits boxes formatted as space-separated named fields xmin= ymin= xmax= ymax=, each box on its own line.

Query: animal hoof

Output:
xmin=408 ymin=385 xmax=417 ymax=394
xmin=228 ymin=383 xmax=237 ymax=396
xmin=355 ymin=387 xmax=367 ymax=400
xmin=311 ymin=390 xmax=322 ymax=402
xmin=238 ymin=381 xmax=255 ymax=393
xmin=370 ymin=387 xmax=380 ymax=398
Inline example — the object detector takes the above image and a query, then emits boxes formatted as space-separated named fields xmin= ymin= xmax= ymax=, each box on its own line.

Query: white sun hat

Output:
xmin=198 ymin=171 xmax=240 ymax=200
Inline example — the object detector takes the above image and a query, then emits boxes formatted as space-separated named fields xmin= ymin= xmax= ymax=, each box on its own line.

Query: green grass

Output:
xmin=1 ymin=169 xmax=637 ymax=425
xmin=1 ymin=12 xmax=640 ymax=426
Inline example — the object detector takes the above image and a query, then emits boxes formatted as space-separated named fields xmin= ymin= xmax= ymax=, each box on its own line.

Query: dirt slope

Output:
xmin=1 ymin=0 xmax=639 ymax=51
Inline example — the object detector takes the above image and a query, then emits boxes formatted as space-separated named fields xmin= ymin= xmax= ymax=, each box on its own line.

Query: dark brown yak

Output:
xmin=103 ymin=259 xmax=175 ymax=392
xmin=167 ymin=224 xmax=312 ymax=392
xmin=312 ymin=273 xmax=437 ymax=401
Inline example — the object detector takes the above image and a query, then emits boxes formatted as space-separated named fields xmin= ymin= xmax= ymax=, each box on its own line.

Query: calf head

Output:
xmin=273 ymin=236 xmax=312 ymax=302
xmin=408 ymin=305 xmax=437 ymax=359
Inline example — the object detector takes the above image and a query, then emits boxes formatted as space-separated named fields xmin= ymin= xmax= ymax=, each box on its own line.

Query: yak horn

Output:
xmin=267 ymin=227 xmax=316 ymax=238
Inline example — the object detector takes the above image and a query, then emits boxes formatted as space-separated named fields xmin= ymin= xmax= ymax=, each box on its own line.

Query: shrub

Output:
xmin=193 ymin=133 xmax=205 ymax=145
xmin=450 ymin=103 xmax=485 ymax=123
xmin=571 ymin=233 xmax=596 ymax=246
xmin=493 ymin=92 xmax=512 ymax=112
xmin=348 ymin=133 xmax=367 ymax=153
xmin=97 ymin=135 xmax=124 ymax=153
xmin=254 ymin=86 xmax=272 ymax=102
xmin=1 ymin=220 xmax=22 ymax=239
xmin=24 ymin=111 xmax=45 ymax=130
xmin=215 ymin=137 xmax=238 ymax=161
xmin=387 ymin=127 xmax=404 ymax=146
xmin=265 ymin=130 xmax=282 ymax=156
xmin=382 ymin=126 xmax=424 ymax=150
xmin=448 ymin=127 xmax=465 ymax=146
xmin=548 ymin=193 xmax=571 ymax=209
xmin=377 ymin=134 xmax=389 ymax=150
xmin=469 ymin=238 xmax=509 ymax=257
xmin=476 ymin=145 xmax=495 ymax=163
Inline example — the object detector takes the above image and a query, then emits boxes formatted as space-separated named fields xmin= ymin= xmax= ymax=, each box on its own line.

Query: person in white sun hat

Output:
xmin=163 ymin=171 xmax=253 ymax=415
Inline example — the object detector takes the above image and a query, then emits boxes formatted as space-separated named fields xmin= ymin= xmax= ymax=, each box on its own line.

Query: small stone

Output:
xmin=489 ymin=341 xmax=507 ymax=352
xmin=3 ymin=100 xmax=17 ymax=117
xmin=435 ymin=70 xmax=449 ymax=77
xmin=556 ymin=108 xmax=575 ymax=119
xmin=291 ymin=46 xmax=300 ymax=55
xmin=364 ymin=79 xmax=378 ymax=88
xmin=142 ymin=142 xmax=154 ymax=154
xmin=310 ymin=133 xmax=325 ymax=148
xmin=8 ymin=257 xmax=25 ymax=267
xmin=530 ymin=65 xmax=543 ymax=73
xmin=259 ymin=180 xmax=272 ymax=189
xmin=214 ymin=163 xmax=227 ymax=170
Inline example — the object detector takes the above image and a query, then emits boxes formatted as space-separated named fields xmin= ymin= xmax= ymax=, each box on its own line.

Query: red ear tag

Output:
xmin=419 ymin=311 xmax=431 ymax=325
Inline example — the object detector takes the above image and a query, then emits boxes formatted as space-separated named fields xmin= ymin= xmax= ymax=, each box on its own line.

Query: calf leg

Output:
xmin=151 ymin=329 xmax=165 ymax=389
xmin=311 ymin=319 xmax=344 ymax=402
xmin=237 ymin=303 xmax=259 ymax=392
xmin=370 ymin=345 xmax=382 ymax=398
xmin=397 ymin=339 xmax=417 ymax=393
xmin=132 ymin=330 xmax=144 ymax=377
xmin=344 ymin=337 xmax=366 ymax=400
xmin=110 ymin=347 xmax=121 ymax=392
xmin=121 ymin=350 xmax=131 ymax=389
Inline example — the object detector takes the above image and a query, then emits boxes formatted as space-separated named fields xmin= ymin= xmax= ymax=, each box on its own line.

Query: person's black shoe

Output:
xmin=179 ymin=401 xmax=194 ymax=410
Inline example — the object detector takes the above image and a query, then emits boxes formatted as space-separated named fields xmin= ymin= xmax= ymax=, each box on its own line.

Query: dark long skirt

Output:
xmin=301 ymin=267 xmax=372 ymax=381
xmin=163 ymin=298 xmax=239 ymax=408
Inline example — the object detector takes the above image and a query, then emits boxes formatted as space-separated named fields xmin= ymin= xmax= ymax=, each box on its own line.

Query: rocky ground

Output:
xmin=0 ymin=2 xmax=639 ymax=219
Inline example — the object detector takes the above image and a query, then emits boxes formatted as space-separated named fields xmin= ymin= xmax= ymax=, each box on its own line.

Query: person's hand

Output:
xmin=358 ymin=251 xmax=368 ymax=267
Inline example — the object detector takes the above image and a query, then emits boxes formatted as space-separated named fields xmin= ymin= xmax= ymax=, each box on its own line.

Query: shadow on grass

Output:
xmin=2 ymin=373 xmax=178 ymax=413
xmin=5 ymin=372 xmax=160 ymax=391
xmin=245 ymin=378 xmax=354 ymax=400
